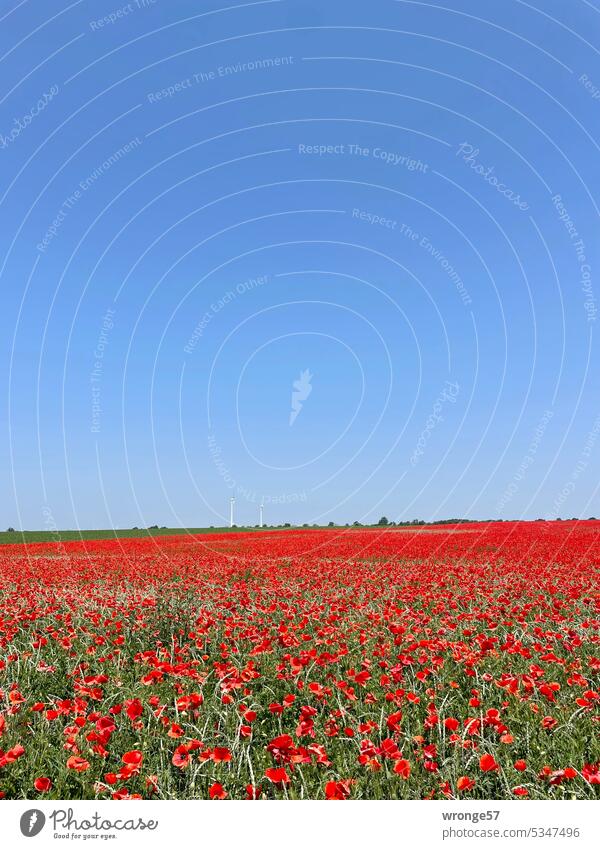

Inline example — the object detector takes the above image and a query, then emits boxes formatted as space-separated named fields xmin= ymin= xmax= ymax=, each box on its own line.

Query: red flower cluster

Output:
xmin=0 ymin=521 xmax=598 ymax=799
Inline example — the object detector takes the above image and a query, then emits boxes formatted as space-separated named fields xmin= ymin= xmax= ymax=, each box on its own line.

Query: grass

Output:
xmin=0 ymin=526 xmax=270 ymax=545
xmin=0 ymin=524 xmax=429 ymax=545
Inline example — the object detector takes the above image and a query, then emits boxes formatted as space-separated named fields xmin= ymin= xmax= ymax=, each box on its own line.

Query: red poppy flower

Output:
xmin=513 ymin=786 xmax=529 ymax=796
xmin=564 ymin=767 xmax=577 ymax=780
xmin=264 ymin=767 xmax=290 ymax=785
xmin=66 ymin=756 xmax=90 ymax=772
xmin=34 ymin=777 xmax=52 ymax=792
xmin=4 ymin=744 xmax=25 ymax=762
xmin=238 ymin=779 xmax=257 ymax=797
xmin=457 ymin=776 xmax=475 ymax=792
xmin=267 ymin=734 xmax=294 ymax=756
xmin=209 ymin=782 xmax=227 ymax=799
xmin=380 ymin=738 xmax=402 ymax=760
xmin=393 ymin=759 xmax=411 ymax=779
xmin=9 ymin=690 xmax=25 ymax=704
xmin=386 ymin=711 xmax=402 ymax=732
xmin=172 ymin=746 xmax=190 ymax=768
xmin=122 ymin=750 xmax=143 ymax=767
xmin=582 ymin=763 xmax=600 ymax=784
xmin=124 ymin=699 xmax=143 ymax=721
xmin=325 ymin=780 xmax=352 ymax=799
xmin=479 ymin=754 xmax=499 ymax=772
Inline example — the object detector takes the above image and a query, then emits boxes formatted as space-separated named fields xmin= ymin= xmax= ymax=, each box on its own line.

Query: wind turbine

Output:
xmin=230 ymin=497 xmax=235 ymax=528
xmin=259 ymin=503 xmax=264 ymax=528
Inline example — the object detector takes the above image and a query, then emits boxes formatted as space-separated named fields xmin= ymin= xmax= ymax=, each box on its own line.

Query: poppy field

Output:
xmin=0 ymin=522 xmax=599 ymax=801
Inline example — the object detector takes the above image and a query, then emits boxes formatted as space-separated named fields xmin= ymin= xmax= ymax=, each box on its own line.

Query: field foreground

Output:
xmin=0 ymin=522 xmax=599 ymax=800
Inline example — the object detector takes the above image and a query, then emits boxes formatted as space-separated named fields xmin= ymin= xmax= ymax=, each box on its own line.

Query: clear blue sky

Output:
xmin=1 ymin=0 xmax=600 ymax=529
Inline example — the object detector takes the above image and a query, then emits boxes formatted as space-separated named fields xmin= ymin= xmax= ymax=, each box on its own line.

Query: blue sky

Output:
xmin=1 ymin=0 xmax=600 ymax=529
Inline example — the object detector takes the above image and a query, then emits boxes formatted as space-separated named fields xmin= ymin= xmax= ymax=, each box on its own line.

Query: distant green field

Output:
xmin=0 ymin=526 xmax=271 ymax=545
xmin=0 ymin=521 xmax=479 ymax=546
